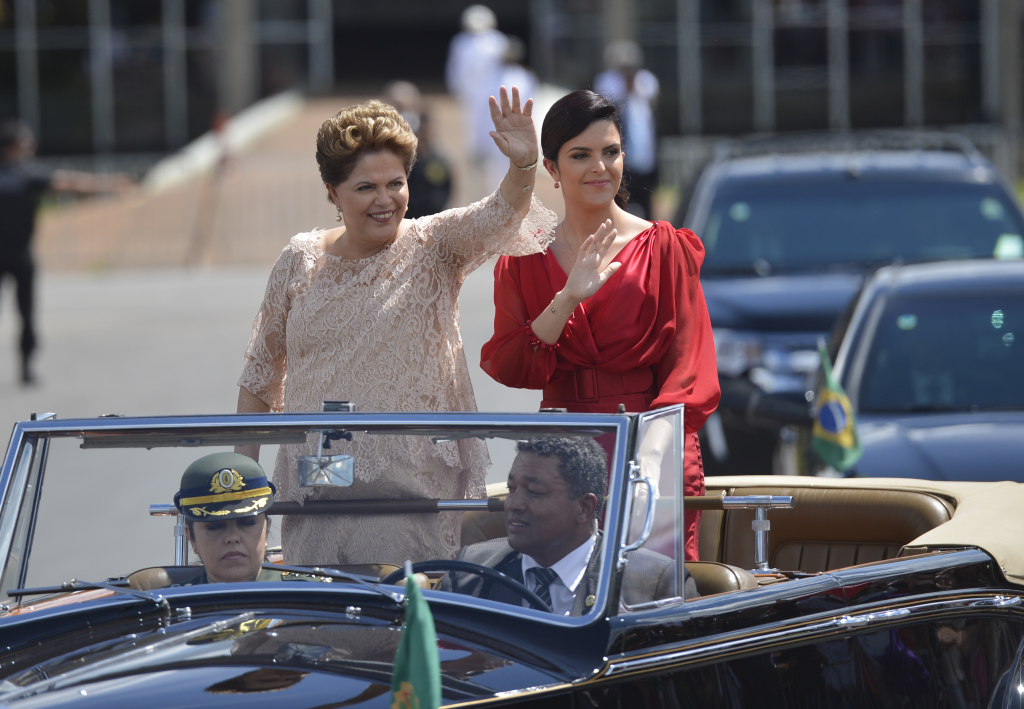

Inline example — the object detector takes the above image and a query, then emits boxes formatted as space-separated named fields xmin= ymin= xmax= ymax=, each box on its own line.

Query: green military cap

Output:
xmin=173 ymin=452 xmax=276 ymax=522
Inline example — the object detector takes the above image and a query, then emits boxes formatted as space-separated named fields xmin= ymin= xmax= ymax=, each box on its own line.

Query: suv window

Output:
xmin=701 ymin=179 xmax=1024 ymax=274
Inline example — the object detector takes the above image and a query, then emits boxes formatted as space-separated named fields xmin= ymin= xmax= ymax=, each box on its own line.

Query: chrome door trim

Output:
xmin=603 ymin=591 xmax=1024 ymax=678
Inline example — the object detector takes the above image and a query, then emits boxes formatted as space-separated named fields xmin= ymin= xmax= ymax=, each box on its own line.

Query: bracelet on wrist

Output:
xmin=511 ymin=157 xmax=539 ymax=171
xmin=549 ymin=301 xmax=574 ymax=319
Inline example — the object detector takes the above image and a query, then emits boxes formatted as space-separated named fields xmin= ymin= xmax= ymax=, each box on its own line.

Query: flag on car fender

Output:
xmin=812 ymin=345 xmax=862 ymax=472
xmin=391 ymin=561 xmax=441 ymax=709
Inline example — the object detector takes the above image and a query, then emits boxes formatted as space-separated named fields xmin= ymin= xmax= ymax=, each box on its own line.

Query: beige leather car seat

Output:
xmin=701 ymin=487 xmax=954 ymax=573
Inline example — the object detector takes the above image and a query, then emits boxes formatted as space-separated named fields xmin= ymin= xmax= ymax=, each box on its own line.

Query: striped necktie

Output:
xmin=529 ymin=567 xmax=559 ymax=608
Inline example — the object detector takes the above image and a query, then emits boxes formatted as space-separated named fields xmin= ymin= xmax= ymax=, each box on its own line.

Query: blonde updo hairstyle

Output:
xmin=316 ymin=100 xmax=418 ymax=202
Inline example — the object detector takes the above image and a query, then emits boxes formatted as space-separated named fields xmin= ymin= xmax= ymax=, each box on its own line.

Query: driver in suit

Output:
xmin=441 ymin=437 xmax=697 ymax=615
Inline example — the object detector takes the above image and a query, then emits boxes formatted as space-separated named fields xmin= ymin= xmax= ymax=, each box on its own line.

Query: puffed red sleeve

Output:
xmin=480 ymin=255 xmax=559 ymax=390
xmin=650 ymin=227 xmax=720 ymax=434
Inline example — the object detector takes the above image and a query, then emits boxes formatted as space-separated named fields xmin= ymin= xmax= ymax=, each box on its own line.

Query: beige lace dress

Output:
xmin=238 ymin=190 xmax=557 ymax=566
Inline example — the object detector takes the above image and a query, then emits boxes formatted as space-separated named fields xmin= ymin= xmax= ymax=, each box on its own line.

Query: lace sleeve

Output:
xmin=237 ymin=244 xmax=296 ymax=411
xmin=420 ymin=188 xmax=557 ymax=282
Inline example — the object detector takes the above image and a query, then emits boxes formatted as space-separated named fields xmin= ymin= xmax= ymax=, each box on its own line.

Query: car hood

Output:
xmin=702 ymin=273 xmax=863 ymax=331
xmin=855 ymin=412 xmax=1024 ymax=481
xmin=0 ymin=596 xmax=595 ymax=707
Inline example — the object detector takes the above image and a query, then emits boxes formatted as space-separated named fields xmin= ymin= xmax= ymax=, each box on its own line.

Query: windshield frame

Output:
xmin=0 ymin=411 xmax=634 ymax=628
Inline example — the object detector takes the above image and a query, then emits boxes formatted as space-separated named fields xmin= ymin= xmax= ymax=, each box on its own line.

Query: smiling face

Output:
xmin=545 ymin=120 xmax=623 ymax=209
xmin=505 ymin=451 xmax=598 ymax=568
xmin=186 ymin=514 xmax=269 ymax=583
xmin=326 ymin=150 xmax=410 ymax=256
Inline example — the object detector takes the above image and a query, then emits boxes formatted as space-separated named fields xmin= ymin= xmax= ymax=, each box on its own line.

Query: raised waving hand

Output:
xmin=563 ymin=220 xmax=622 ymax=303
xmin=488 ymin=86 xmax=537 ymax=168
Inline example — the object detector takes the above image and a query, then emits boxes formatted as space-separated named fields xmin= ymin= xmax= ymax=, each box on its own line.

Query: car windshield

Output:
xmin=701 ymin=179 xmax=1024 ymax=274
xmin=0 ymin=417 xmax=688 ymax=618
xmin=857 ymin=291 xmax=1024 ymax=412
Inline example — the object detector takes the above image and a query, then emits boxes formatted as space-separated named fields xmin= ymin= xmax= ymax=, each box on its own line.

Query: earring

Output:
xmin=554 ymin=181 xmax=559 ymax=189
xmin=335 ymin=205 xmax=343 ymax=223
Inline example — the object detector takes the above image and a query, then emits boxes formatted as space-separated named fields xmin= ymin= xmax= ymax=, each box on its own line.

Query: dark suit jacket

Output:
xmin=440 ymin=534 xmax=697 ymax=616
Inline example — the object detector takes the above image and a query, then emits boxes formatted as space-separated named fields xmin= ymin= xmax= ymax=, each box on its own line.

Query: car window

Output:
xmin=15 ymin=425 xmax=619 ymax=620
xmin=857 ymin=291 xmax=1024 ymax=412
xmin=621 ymin=406 xmax=686 ymax=610
xmin=701 ymin=180 xmax=1024 ymax=273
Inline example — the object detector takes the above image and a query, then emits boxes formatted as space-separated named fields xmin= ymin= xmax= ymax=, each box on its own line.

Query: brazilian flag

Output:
xmin=391 ymin=563 xmax=441 ymax=709
xmin=812 ymin=345 xmax=863 ymax=472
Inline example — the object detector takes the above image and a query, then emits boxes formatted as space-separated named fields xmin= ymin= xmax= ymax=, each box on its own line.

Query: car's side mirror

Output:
xmin=720 ymin=378 xmax=812 ymax=427
xmin=747 ymin=390 xmax=813 ymax=427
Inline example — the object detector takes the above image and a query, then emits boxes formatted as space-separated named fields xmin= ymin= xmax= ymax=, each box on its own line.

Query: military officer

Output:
xmin=173 ymin=452 xmax=293 ymax=584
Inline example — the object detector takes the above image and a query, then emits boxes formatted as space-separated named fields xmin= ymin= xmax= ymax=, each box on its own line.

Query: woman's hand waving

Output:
xmin=489 ymin=86 xmax=537 ymax=168
xmin=528 ymin=220 xmax=622 ymax=346
xmin=563 ymin=220 xmax=622 ymax=303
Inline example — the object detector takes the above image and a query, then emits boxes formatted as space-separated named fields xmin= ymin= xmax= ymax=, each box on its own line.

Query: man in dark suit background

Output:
xmin=441 ymin=436 xmax=696 ymax=616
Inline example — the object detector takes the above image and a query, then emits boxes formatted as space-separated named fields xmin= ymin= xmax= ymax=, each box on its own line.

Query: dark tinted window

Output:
xmin=702 ymin=179 xmax=1024 ymax=273
xmin=858 ymin=290 xmax=1024 ymax=412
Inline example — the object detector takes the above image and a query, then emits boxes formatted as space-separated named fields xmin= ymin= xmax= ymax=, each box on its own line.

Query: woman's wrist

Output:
xmin=552 ymin=290 xmax=582 ymax=315
xmin=510 ymin=155 xmax=539 ymax=171
xmin=506 ymin=161 xmax=535 ymax=186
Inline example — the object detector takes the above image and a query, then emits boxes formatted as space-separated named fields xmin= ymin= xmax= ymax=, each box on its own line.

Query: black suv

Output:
xmin=677 ymin=132 xmax=1024 ymax=476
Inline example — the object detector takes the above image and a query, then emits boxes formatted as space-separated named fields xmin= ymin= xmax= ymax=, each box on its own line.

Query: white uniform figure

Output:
xmin=493 ymin=36 xmax=537 ymax=191
xmin=594 ymin=41 xmax=660 ymax=218
xmin=446 ymin=5 xmax=508 ymax=198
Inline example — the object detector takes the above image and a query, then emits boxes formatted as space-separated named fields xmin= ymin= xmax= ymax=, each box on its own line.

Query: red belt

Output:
xmin=544 ymin=367 xmax=656 ymax=404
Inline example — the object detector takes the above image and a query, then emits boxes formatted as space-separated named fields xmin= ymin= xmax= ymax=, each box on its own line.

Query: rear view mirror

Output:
xmin=298 ymin=430 xmax=354 ymax=487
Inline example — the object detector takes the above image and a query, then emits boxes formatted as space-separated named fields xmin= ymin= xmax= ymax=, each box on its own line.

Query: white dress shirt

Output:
xmin=521 ymin=535 xmax=597 ymax=616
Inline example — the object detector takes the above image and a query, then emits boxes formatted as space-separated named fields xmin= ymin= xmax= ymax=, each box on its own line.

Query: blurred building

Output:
xmin=0 ymin=0 xmax=1018 ymax=176
xmin=0 ymin=1 xmax=527 ymax=161
xmin=534 ymin=0 xmax=1021 ymax=180
xmin=0 ymin=0 xmax=335 ymax=159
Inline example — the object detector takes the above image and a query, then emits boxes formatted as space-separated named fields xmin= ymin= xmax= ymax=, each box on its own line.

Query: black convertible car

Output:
xmin=2 ymin=406 xmax=1024 ymax=707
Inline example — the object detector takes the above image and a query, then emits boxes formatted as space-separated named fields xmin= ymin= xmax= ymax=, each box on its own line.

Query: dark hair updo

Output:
xmin=541 ymin=90 xmax=630 ymax=209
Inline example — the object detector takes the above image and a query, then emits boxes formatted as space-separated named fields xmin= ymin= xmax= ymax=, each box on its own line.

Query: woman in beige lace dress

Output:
xmin=235 ymin=87 xmax=556 ymax=566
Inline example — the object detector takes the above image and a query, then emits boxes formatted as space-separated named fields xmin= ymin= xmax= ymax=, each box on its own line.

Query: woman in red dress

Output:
xmin=480 ymin=90 xmax=719 ymax=560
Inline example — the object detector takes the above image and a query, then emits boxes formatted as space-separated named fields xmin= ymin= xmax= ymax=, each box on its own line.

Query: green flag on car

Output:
xmin=391 ymin=562 xmax=441 ymax=709
xmin=812 ymin=345 xmax=863 ymax=472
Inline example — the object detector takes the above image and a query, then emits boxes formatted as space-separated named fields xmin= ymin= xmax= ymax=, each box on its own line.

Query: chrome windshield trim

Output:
xmin=604 ymin=591 xmax=1024 ymax=677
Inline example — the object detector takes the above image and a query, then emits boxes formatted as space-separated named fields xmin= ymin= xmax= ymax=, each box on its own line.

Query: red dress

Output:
xmin=481 ymin=222 xmax=720 ymax=560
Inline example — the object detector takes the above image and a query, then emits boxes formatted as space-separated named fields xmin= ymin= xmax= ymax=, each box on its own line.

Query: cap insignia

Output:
xmin=210 ymin=468 xmax=245 ymax=494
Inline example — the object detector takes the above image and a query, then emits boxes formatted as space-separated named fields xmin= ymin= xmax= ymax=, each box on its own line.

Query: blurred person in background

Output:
xmin=480 ymin=91 xmax=718 ymax=560
xmin=0 ymin=120 xmax=131 ymax=385
xmin=594 ymin=41 xmax=660 ymax=220
xmin=446 ymin=4 xmax=508 ymax=198
xmin=235 ymin=88 xmax=557 ymax=567
xmin=384 ymin=81 xmax=452 ymax=218
xmin=496 ymin=36 xmax=538 ymax=189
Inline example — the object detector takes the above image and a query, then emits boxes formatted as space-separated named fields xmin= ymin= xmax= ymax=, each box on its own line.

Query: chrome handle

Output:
xmin=621 ymin=474 xmax=657 ymax=556
xmin=722 ymin=495 xmax=794 ymax=509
